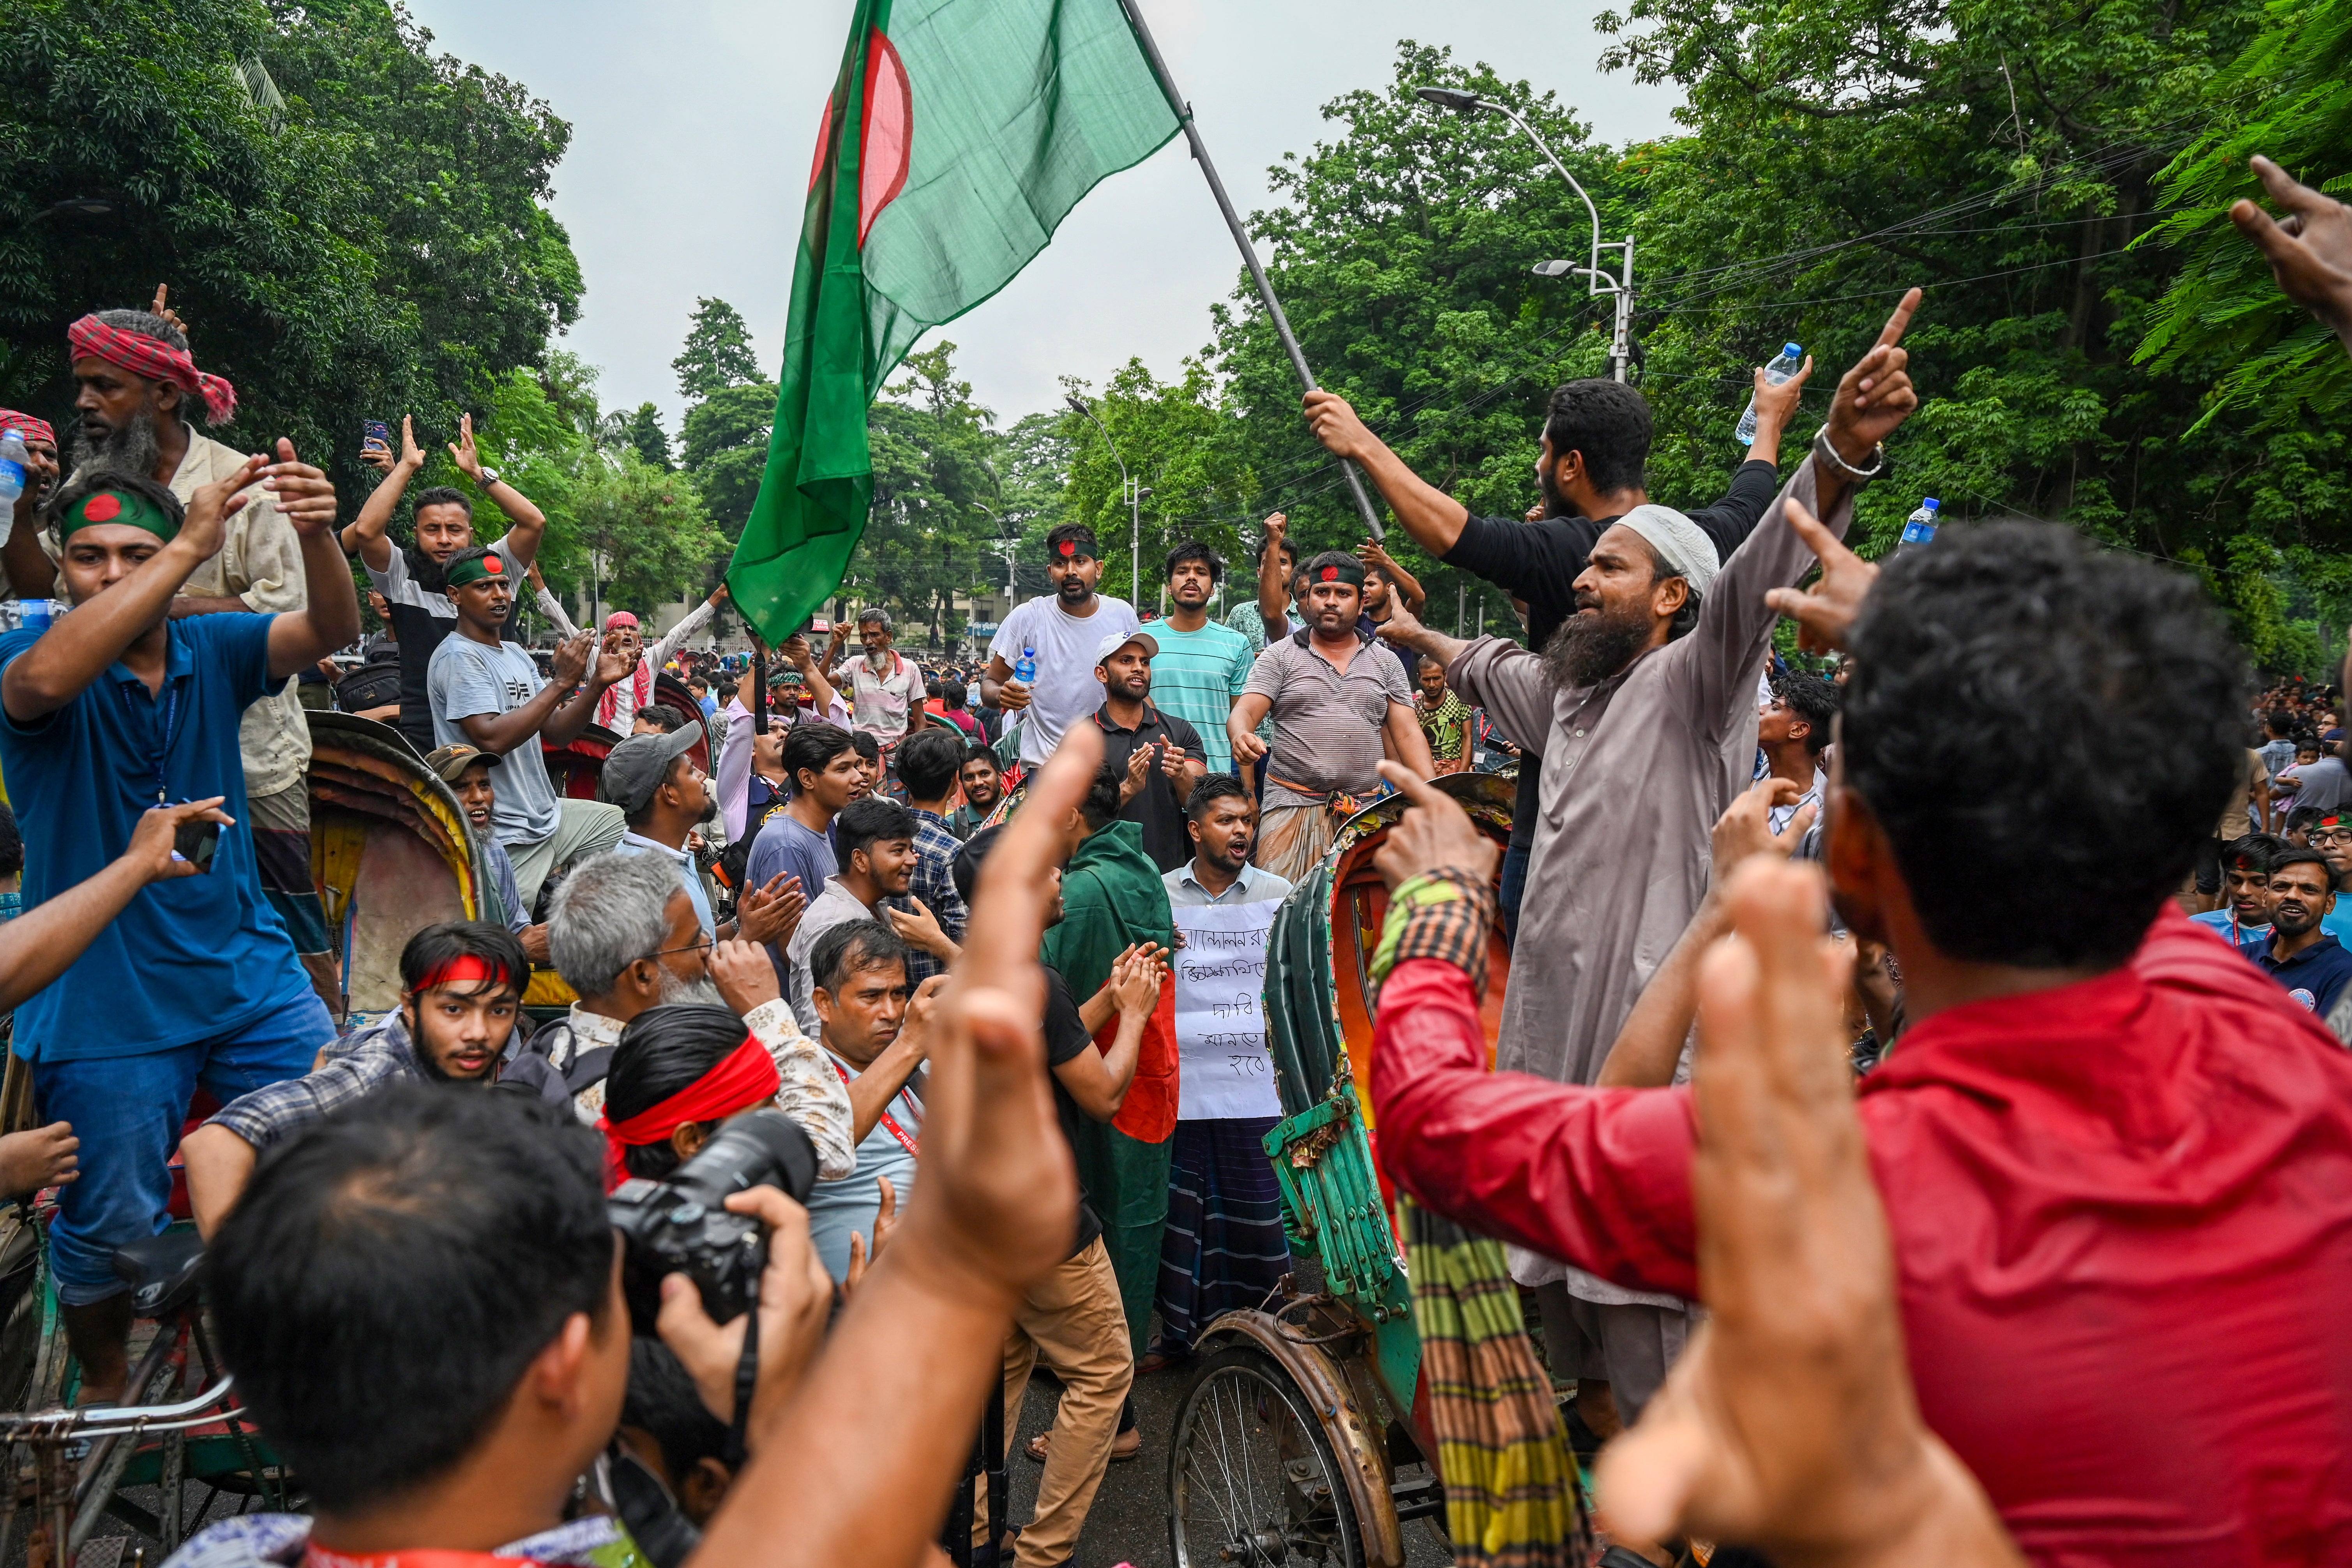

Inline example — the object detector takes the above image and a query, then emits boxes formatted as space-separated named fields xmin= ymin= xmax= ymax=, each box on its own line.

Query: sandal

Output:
xmin=1024 ymin=1426 xmax=1142 ymax=1464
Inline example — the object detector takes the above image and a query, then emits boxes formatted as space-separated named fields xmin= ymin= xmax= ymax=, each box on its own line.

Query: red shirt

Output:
xmin=1373 ymin=906 xmax=2352 ymax=1566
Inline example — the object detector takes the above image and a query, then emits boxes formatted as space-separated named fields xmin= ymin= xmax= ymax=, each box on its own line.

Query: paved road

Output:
xmin=1003 ymin=1359 xmax=1455 ymax=1568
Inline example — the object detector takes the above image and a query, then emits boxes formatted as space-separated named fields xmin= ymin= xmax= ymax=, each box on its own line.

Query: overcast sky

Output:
xmin=403 ymin=0 xmax=1682 ymax=437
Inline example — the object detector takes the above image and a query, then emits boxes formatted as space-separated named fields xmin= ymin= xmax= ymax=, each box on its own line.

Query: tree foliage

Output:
xmin=673 ymin=297 xmax=761 ymax=401
xmin=0 ymin=0 xmax=579 ymax=495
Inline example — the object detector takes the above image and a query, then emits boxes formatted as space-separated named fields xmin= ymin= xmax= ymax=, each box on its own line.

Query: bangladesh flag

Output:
xmin=724 ymin=0 xmax=1181 ymax=643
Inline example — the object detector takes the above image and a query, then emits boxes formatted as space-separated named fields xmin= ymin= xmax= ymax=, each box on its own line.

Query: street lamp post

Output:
xmin=1064 ymin=393 xmax=1148 ymax=603
xmin=1416 ymin=86 xmax=1636 ymax=382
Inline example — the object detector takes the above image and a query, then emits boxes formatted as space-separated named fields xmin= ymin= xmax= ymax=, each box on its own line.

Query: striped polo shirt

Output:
xmin=1147 ymin=616 xmax=1253 ymax=773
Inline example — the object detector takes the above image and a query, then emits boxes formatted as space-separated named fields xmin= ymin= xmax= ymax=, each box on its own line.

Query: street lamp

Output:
xmin=1414 ymin=85 xmax=1636 ymax=381
xmin=1063 ymin=392 xmax=1148 ymax=604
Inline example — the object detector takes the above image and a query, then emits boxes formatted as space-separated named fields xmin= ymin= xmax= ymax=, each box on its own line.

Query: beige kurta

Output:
xmin=1446 ymin=457 xmax=1854 ymax=1293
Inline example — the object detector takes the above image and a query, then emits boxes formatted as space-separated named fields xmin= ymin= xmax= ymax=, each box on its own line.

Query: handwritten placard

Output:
xmin=1172 ymin=899 xmax=1286 ymax=1119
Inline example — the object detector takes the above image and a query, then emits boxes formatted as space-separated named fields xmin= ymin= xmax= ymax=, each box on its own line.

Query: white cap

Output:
xmin=1612 ymin=504 xmax=1719 ymax=598
xmin=1093 ymin=629 xmax=1158 ymax=666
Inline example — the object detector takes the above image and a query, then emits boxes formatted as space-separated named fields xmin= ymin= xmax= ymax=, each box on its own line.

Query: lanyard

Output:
xmin=119 ymin=676 xmax=181 ymax=805
xmin=830 ymin=1055 xmax=919 ymax=1156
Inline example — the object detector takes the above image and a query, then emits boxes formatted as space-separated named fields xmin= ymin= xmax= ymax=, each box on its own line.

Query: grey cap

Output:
xmin=1612 ymin=503 xmax=1720 ymax=598
xmin=602 ymin=726 xmax=701 ymax=816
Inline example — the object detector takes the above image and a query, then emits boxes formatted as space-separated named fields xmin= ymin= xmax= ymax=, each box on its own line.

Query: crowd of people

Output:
xmin=0 ymin=149 xmax=2344 ymax=1568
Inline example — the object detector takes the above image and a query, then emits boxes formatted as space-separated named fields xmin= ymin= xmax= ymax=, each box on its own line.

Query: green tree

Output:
xmin=673 ymin=297 xmax=761 ymax=400
xmin=680 ymin=380 xmax=777 ymax=539
xmin=568 ymin=455 xmax=728 ymax=619
xmin=857 ymin=343 xmax=1005 ymax=646
xmin=1061 ymin=358 xmax=1254 ymax=611
xmin=0 ymin=0 xmax=580 ymax=494
xmin=618 ymin=401 xmax=672 ymax=470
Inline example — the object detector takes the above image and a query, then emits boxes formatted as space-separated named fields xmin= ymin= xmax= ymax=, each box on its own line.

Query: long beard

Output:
xmin=71 ymin=406 xmax=163 ymax=480
xmin=1542 ymin=602 xmax=1652 ymax=689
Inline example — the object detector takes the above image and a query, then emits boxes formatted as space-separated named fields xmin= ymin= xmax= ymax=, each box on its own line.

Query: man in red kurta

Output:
xmin=1372 ymin=516 xmax=2352 ymax=1566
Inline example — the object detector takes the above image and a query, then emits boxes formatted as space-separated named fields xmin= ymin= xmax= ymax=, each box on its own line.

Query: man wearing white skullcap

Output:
xmin=1372 ymin=295 xmax=1925 ymax=1430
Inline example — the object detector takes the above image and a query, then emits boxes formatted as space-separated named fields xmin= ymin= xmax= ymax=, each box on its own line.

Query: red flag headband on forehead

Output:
xmin=598 ymin=1035 xmax=780 ymax=1189
xmin=66 ymin=316 xmax=237 ymax=424
xmin=413 ymin=954 xmax=519 ymax=993
xmin=0 ymin=411 xmax=54 ymax=446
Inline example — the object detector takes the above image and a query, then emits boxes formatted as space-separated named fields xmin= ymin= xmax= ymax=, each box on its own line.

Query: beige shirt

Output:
xmin=168 ymin=431 xmax=313 ymax=799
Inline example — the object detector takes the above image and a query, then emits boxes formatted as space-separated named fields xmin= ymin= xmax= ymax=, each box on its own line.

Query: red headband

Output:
xmin=67 ymin=316 xmax=237 ymax=424
xmin=412 ymin=953 xmax=517 ymax=993
xmin=0 ymin=411 xmax=54 ymax=446
xmin=598 ymin=1035 xmax=780 ymax=1190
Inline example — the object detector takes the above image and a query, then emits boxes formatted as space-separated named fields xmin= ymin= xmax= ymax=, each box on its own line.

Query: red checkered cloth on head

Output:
xmin=66 ymin=315 xmax=237 ymax=424
xmin=0 ymin=411 xmax=54 ymax=446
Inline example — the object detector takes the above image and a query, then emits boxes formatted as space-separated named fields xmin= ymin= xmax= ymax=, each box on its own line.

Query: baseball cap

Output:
xmin=1093 ymin=629 xmax=1159 ymax=666
xmin=423 ymin=744 xmax=490 ymax=784
xmin=601 ymin=727 xmax=702 ymax=816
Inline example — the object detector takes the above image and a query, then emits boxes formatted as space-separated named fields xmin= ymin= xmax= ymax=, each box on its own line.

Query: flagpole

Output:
xmin=1114 ymin=0 xmax=1388 ymax=542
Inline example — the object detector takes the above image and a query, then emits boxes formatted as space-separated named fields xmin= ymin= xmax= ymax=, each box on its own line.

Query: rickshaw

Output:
xmin=1162 ymin=771 xmax=1519 ymax=1568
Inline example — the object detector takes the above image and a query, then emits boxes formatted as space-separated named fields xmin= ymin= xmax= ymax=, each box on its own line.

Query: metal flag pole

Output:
xmin=1115 ymin=0 xmax=1389 ymax=541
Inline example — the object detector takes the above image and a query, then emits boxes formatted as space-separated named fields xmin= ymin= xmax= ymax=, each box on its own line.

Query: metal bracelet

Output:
xmin=1812 ymin=426 xmax=1886 ymax=482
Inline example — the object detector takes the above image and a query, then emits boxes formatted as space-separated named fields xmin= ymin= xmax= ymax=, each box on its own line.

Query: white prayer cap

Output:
xmin=1612 ymin=503 xmax=1719 ymax=598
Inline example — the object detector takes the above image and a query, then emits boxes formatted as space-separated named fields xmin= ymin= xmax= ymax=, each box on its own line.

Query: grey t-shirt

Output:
xmin=427 ymin=635 xmax=561 ymax=846
xmin=2291 ymin=755 xmax=2352 ymax=814
xmin=1245 ymin=629 xmax=1411 ymax=808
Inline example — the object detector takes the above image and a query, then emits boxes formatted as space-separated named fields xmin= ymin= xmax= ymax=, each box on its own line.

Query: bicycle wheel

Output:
xmin=1166 ymin=1344 xmax=1364 ymax=1568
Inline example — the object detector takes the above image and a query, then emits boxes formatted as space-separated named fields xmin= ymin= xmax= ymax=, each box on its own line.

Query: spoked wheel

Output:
xmin=1167 ymin=1345 xmax=1364 ymax=1568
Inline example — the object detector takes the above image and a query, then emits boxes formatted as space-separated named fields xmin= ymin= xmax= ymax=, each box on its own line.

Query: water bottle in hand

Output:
xmin=1900 ymin=498 xmax=1940 ymax=547
xmin=1014 ymin=645 xmax=1037 ymax=685
xmin=1735 ymin=342 xmax=1805 ymax=445
xmin=0 ymin=431 xmax=27 ymax=549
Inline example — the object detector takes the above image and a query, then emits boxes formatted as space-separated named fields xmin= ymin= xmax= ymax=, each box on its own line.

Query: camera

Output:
xmin=609 ymin=1108 xmax=819 ymax=1331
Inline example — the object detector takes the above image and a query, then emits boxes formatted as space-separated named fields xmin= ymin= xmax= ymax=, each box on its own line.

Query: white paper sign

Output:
xmin=1172 ymin=899 xmax=1286 ymax=1119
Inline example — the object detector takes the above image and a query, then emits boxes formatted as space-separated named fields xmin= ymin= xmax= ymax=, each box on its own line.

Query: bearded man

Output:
xmin=1 ymin=307 xmax=335 ymax=1006
xmin=1377 ymin=293 xmax=1922 ymax=1430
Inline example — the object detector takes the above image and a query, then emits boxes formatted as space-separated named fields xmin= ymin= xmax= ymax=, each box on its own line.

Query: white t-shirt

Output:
xmin=990 ymin=594 xmax=1140 ymax=764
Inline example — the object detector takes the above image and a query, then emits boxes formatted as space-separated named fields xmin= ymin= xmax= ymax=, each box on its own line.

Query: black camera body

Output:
xmin=609 ymin=1108 xmax=819 ymax=1331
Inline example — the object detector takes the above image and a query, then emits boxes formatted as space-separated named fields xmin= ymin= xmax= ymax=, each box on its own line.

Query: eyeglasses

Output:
xmin=2312 ymin=829 xmax=2352 ymax=845
xmin=634 ymin=932 xmax=714 ymax=964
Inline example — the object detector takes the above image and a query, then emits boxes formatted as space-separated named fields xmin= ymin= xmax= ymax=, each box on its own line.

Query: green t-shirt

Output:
xmin=1146 ymin=617 xmax=1253 ymax=773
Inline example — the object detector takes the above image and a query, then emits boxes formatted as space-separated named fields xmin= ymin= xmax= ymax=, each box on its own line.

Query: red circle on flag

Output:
xmin=1320 ymin=565 xmax=1339 ymax=582
xmin=85 ymin=493 xmax=122 ymax=522
xmin=1059 ymin=540 xmax=1075 ymax=557
xmin=484 ymin=556 xmax=503 ymax=574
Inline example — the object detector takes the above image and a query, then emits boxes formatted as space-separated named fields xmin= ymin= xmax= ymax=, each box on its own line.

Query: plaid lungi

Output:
xmin=1154 ymin=1116 xmax=1291 ymax=1351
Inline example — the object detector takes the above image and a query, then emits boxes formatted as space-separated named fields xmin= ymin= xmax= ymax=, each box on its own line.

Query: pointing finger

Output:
xmin=1874 ymin=286 xmax=1924 ymax=348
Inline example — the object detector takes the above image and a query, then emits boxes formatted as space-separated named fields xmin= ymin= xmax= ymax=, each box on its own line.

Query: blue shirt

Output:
xmin=2240 ymin=930 xmax=2352 ymax=1018
xmin=2191 ymin=907 xmax=2271 ymax=947
xmin=613 ymin=831 xmax=716 ymax=936
xmin=746 ymin=810 xmax=837 ymax=984
xmin=0 ymin=616 xmax=311 ymax=1059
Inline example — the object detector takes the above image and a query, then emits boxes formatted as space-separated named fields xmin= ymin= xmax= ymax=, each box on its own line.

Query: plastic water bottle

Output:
xmin=1014 ymin=645 xmax=1037 ymax=684
xmin=1735 ymin=343 xmax=1804 ymax=445
xmin=1900 ymin=497 xmax=1941 ymax=547
xmin=0 ymin=432 xmax=27 ymax=550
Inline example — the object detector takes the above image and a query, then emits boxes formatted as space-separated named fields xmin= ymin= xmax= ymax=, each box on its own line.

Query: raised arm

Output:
xmin=339 ymin=415 xmax=422 ymax=572
xmin=535 ymin=629 xmax=632 ymax=748
xmin=526 ymin=559 xmax=581 ymax=639
xmin=450 ymin=413 xmax=548 ymax=565
xmin=3 ymin=457 xmax=255 ymax=722
xmin=0 ymin=798 xmax=232 ymax=1012
xmin=261 ymin=441 xmax=362 ymax=681
xmin=1301 ymin=393 xmax=1473 ymax=556
xmin=1739 ymin=353 xmax=1814 ymax=470
xmin=1359 ymin=539 xmax=1427 ymax=614
xmin=648 ymin=584 xmax=726 ymax=671
xmin=1255 ymin=513 xmax=1294 ymax=641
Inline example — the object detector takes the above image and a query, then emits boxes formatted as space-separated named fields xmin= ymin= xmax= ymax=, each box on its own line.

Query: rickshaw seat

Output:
xmin=113 ymin=1230 xmax=204 ymax=1319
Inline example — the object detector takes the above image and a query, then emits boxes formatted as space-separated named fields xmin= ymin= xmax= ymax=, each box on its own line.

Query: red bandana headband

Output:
xmin=66 ymin=315 xmax=237 ymax=424
xmin=598 ymin=1034 xmax=780 ymax=1190
xmin=412 ymin=954 xmax=519 ymax=994
xmin=0 ymin=410 xmax=54 ymax=446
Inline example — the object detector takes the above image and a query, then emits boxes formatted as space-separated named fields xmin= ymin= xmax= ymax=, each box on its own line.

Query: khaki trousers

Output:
xmin=989 ymin=1237 xmax=1133 ymax=1566
xmin=505 ymin=799 xmax=627 ymax=914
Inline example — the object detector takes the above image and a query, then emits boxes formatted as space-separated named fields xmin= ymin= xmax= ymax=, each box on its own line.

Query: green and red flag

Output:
xmin=724 ymin=0 xmax=1181 ymax=643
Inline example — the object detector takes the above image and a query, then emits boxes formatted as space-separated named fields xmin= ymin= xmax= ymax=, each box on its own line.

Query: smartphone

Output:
xmin=173 ymin=812 xmax=220 ymax=874
xmin=362 ymin=419 xmax=392 ymax=454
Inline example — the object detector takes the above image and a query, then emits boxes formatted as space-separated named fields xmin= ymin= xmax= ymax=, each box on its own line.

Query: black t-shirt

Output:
xmin=1091 ymin=703 xmax=1208 ymax=874
xmin=1440 ymin=459 xmax=1784 ymax=849
xmin=1042 ymin=967 xmax=1107 ymax=1259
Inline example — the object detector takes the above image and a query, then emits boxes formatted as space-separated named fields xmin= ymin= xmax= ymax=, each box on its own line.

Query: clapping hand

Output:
xmin=549 ymin=630 xmax=595 ymax=688
xmin=1712 ymin=777 xmax=1817 ymax=886
xmin=738 ymin=873 xmax=805 ymax=949
xmin=448 ymin=413 xmax=486 ymax=482
xmin=1109 ymin=943 xmax=1165 ymax=1019
xmin=593 ymin=628 xmax=635 ymax=687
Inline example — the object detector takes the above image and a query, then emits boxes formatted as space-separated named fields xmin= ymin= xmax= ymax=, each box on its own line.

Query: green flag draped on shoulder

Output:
xmin=725 ymin=0 xmax=1181 ymax=643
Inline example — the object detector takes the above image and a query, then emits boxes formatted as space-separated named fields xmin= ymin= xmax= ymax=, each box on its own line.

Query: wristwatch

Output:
xmin=475 ymin=466 xmax=501 ymax=489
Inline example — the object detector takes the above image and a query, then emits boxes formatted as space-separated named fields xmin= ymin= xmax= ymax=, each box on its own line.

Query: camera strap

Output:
xmin=726 ymin=1315 xmax=759 ymax=1469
